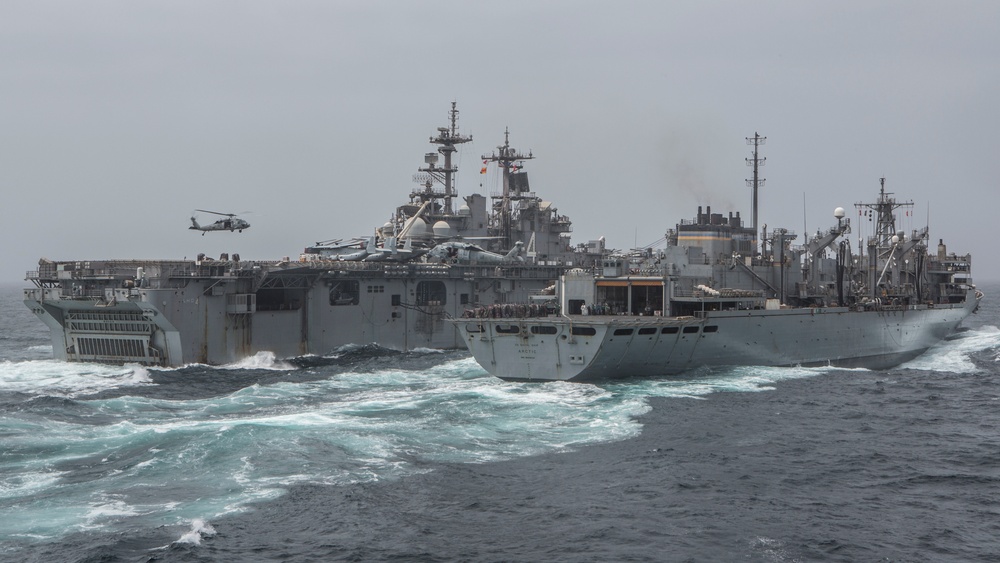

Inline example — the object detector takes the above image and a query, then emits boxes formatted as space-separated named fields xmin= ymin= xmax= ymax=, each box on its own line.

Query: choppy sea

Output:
xmin=1 ymin=281 xmax=998 ymax=562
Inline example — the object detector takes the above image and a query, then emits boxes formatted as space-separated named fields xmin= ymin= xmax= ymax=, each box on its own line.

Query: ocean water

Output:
xmin=1 ymin=281 xmax=998 ymax=562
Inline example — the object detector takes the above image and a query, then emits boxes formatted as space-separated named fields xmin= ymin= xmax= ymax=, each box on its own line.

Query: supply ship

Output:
xmin=24 ymin=104 xmax=606 ymax=366
xmin=455 ymin=136 xmax=982 ymax=381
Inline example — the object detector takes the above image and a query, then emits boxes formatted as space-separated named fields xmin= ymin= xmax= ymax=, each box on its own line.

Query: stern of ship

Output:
xmin=24 ymin=286 xmax=182 ymax=366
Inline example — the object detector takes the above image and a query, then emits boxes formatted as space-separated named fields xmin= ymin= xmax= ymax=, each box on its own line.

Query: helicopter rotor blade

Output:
xmin=195 ymin=209 xmax=236 ymax=217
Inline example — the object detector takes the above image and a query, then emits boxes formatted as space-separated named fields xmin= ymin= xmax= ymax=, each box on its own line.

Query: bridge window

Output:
xmin=613 ymin=328 xmax=634 ymax=336
xmin=530 ymin=325 xmax=558 ymax=335
xmin=661 ymin=327 xmax=679 ymax=334
xmin=572 ymin=326 xmax=597 ymax=336
xmin=683 ymin=326 xmax=699 ymax=334
xmin=638 ymin=327 xmax=657 ymax=335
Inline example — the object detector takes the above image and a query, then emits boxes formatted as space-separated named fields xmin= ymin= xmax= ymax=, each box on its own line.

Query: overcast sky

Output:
xmin=2 ymin=1 xmax=998 ymax=284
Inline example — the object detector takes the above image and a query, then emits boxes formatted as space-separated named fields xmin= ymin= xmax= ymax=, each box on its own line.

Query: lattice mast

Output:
xmin=482 ymin=128 xmax=533 ymax=249
xmin=855 ymin=177 xmax=914 ymax=253
xmin=419 ymin=102 xmax=472 ymax=214
xmin=745 ymin=133 xmax=766 ymax=252
xmin=855 ymin=177 xmax=916 ymax=299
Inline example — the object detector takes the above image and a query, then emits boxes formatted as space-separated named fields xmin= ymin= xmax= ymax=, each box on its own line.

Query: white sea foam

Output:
xmin=321 ymin=343 xmax=366 ymax=359
xmin=124 ymin=364 xmax=153 ymax=384
xmin=901 ymin=325 xmax=1000 ymax=373
xmin=175 ymin=518 xmax=216 ymax=545
xmin=0 ymin=359 xmax=153 ymax=397
xmin=608 ymin=364 xmax=832 ymax=401
xmin=0 ymin=470 xmax=64 ymax=500
xmin=222 ymin=351 xmax=294 ymax=371
xmin=81 ymin=498 xmax=140 ymax=530
xmin=409 ymin=347 xmax=446 ymax=354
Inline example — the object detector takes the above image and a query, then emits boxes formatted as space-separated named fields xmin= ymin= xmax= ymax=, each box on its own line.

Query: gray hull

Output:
xmin=457 ymin=291 xmax=981 ymax=382
xmin=24 ymin=261 xmax=564 ymax=366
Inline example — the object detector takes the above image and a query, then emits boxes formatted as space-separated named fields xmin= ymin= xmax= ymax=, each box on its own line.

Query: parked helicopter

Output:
xmin=426 ymin=241 xmax=524 ymax=264
xmin=189 ymin=210 xmax=251 ymax=235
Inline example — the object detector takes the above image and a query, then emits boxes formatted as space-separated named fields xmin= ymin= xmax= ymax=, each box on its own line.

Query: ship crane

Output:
xmin=802 ymin=207 xmax=851 ymax=299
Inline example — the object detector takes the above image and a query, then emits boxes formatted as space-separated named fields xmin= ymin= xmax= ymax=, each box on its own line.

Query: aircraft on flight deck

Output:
xmin=426 ymin=241 xmax=524 ymax=264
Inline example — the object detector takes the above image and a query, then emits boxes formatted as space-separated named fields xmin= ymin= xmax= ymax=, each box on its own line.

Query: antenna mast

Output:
xmin=482 ymin=128 xmax=533 ymax=249
xmin=855 ymin=177 xmax=913 ymax=251
xmin=745 ymin=132 xmax=766 ymax=253
xmin=419 ymin=102 xmax=472 ymax=214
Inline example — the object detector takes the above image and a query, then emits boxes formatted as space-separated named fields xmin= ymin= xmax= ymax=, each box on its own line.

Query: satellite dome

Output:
xmin=404 ymin=217 xmax=428 ymax=236
xmin=834 ymin=207 xmax=845 ymax=219
xmin=433 ymin=220 xmax=453 ymax=237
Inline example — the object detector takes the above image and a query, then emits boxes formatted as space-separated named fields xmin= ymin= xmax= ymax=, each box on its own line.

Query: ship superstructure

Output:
xmin=455 ymin=139 xmax=982 ymax=381
xmin=24 ymin=105 xmax=604 ymax=366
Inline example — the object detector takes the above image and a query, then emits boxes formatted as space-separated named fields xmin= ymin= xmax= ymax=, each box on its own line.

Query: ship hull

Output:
xmin=24 ymin=262 xmax=562 ymax=366
xmin=456 ymin=291 xmax=981 ymax=382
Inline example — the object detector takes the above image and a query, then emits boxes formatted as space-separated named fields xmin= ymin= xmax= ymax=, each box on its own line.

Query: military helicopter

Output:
xmin=426 ymin=241 xmax=524 ymax=264
xmin=189 ymin=210 xmax=251 ymax=235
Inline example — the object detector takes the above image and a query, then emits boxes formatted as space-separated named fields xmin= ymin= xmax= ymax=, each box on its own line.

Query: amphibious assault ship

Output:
xmin=455 ymin=137 xmax=982 ymax=382
xmin=24 ymin=104 xmax=606 ymax=366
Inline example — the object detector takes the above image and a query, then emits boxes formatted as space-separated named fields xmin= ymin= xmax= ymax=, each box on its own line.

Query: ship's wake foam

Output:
xmin=4 ymin=324 xmax=999 ymax=547
xmin=0 ymin=359 xmax=152 ymax=397
xmin=901 ymin=325 xmax=1000 ymax=373
xmin=0 ymin=355 xmax=643 ymax=542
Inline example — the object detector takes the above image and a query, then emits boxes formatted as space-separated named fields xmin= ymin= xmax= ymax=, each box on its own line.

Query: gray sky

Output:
xmin=3 ymin=1 xmax=998 ymax=283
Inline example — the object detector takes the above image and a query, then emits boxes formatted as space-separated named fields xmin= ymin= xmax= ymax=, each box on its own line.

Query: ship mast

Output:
xmin=418 ymin=102 xmax=472 ymax=214
xmin=745 ymin=132 xmax=766 ymax=253
xmin=482 ymin=128 xmax=533 ymax=249
xmin=855 ymin=177 xmax=915 ymax=298
xmin=855 ymin=177 xmax=913 ymax=252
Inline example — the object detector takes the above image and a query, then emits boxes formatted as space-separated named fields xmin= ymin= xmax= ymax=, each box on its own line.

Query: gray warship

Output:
xmin=455 ymin=135 xmax=982 ymax=381
xmin=24 ymin=104 xmax=606 ymax=366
